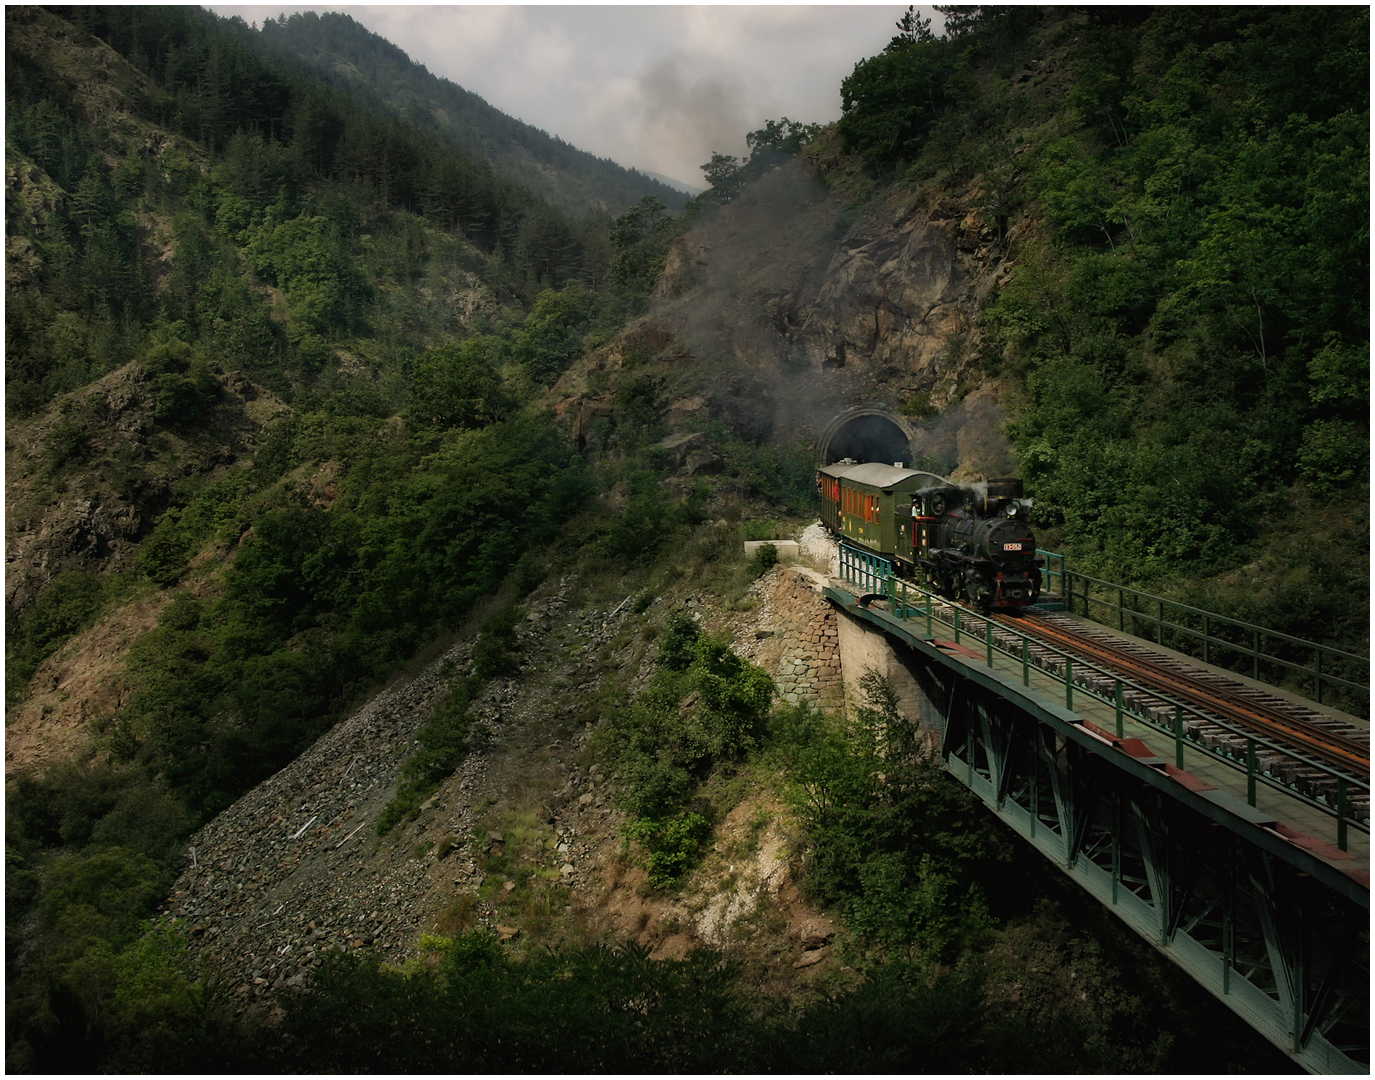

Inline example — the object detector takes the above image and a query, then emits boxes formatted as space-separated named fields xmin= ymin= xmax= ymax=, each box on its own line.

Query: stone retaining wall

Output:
xmin=770 ymin=570 xmax=843 ymax=709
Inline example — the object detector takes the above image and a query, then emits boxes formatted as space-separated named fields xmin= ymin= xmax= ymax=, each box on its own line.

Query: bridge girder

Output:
xmin=947 ymin=677 xmax=1368 ymax=1074
xmin=827 ymin=585 xmax=1369 ymax=1074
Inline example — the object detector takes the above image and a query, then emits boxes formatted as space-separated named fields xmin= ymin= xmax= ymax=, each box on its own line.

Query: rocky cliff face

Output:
xmin=804 ymin=189 xmax=1014 ymax=395
xmin=560 ymin=156 xmax=1028 ymax=474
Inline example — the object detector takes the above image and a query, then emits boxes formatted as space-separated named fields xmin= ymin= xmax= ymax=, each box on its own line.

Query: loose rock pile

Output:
xmin=164 ymin=630 xmax=475 ymax=1001
xmin=163 ymin=533 xmax=850 ymax=1006
xmin=163 ymin=577 xmax=641 ymax=1005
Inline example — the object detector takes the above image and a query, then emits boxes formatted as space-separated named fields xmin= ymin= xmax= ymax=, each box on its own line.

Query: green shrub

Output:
xmin=750 ymin=543 xmax=780 ymax=578
xmin=695 ymin=422 xmax=816 ymax=513
xmin=603 ymin=627 xmax=774 ymax=878
xmin=39 ymin=848 xmax=168 ymax=955
xmin=43 ymin=415 xmax=90 ymax=472
xmin=687 ymin=636 xmax=775 ymax=758
xmin=612 ymin=753 xmax=693 ymax=821
xmin=600 ymin=474 xmax=673 ymax=564
xmin=778 ymin=672 xmax=1002 ymax=958
xmin=656 ymin=613 xmax=700 ymax=671
xmin=141 ymin=340 xmax=218 ymax=425
xmin=512 ymin=551 xmax=545 ymax=596
xmin=136 ymin=513 xmax=193 ymax=586
xmin=406 ymin=338 xmax=509 ymax=430
xmin=625 ymin=812 xmax=712 ymax=889
xmin=471 ymin=605 xmax=521 ymax=680
xmin=690 ymin=521 xmax=742 ymax=566
xmin=740 ymin=519 xmax=783 ymax=541
xmin=1299 ymin=420 xmax=1367 ymax=502
xmin=377 ymin=675 xmax=480 ymax=834
xmin=509 ymin=285 xmax=599 ymax=386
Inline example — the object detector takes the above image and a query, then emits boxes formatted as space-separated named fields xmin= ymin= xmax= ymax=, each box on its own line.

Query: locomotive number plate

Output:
xmin=1003 ymin=542 xmax=1024 ymax=551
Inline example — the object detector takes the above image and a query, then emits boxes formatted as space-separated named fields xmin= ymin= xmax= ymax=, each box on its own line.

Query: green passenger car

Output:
xmin=817 ymin=462 xmax=946 ymax=570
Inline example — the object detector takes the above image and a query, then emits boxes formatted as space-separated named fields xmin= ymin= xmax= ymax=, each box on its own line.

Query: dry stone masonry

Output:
xmin=770 ymin=571 xmax=842 ymax=709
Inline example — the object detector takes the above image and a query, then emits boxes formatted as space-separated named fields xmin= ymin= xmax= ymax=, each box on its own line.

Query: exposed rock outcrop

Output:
xmin=558 ymin=157 xmax=1029 ymax=474
xmin=5 ymin=362 xmax=288 ymax=612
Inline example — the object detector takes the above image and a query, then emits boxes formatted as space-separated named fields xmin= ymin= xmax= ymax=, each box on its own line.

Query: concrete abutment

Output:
xmin=835 ymin=606 xmax=947 ymax=736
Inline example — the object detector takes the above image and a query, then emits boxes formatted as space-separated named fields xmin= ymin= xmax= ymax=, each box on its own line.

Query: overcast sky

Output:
xmin=208 ymin=5 xmax=916 ymax=188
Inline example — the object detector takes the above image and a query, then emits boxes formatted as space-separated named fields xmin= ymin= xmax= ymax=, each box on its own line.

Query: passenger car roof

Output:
xmin=819 ymin=462 xmax=949 ymax=491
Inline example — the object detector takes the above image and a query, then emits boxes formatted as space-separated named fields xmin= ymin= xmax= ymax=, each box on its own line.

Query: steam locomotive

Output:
xmin=817 ymin=461 xmax=1041 ymax=611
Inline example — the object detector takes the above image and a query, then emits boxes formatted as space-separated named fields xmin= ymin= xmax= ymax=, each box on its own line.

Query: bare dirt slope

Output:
xmin=4 ymin=588 xmax=169 ymax=776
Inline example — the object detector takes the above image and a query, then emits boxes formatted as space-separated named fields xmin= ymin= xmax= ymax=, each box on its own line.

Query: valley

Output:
xmin=6 ymin=4 xmax=1362 ymax=1072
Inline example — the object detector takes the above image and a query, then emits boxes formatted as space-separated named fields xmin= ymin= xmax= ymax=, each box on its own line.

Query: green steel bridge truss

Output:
xmin=829 ymin=543 xmax=1369 ymax=1073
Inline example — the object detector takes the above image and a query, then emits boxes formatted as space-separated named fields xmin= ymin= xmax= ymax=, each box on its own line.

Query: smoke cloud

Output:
xmin=909 ymin=396 xmax=1016 ymax=480
xmin=633 ymin=58 xmax=751 ymax=181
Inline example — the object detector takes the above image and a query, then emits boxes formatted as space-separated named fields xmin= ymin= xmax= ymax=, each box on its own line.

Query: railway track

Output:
xmin=1012 ymin=610 xmax=1370 ymax=776
xmin=909 ymin=596 xmax=1369 ymax=824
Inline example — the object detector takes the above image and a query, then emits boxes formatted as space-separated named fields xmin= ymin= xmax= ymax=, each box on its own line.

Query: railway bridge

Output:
xmin=822 ymin=546 xmax=1369 ymax=1074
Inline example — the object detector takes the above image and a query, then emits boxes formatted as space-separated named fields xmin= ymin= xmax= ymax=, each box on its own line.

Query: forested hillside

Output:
xmin=7 ymin=4 xmax=641 ymax=414
xmin=5 ymin=4 xmax=1364 ymax=1073
xmin=836 ymin=5 xmax=1367 ymax=648
xmin=239 ymin=10 xmax=691 ymax=218
xmin=6 ymin=7 xmax=692 ymax=1063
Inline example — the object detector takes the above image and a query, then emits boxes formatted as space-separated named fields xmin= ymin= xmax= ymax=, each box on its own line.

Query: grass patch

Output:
xmin=377 ymin=676 xmax=480 ymax=834
xmin=378 ymin=604 xmax=535 ymax=835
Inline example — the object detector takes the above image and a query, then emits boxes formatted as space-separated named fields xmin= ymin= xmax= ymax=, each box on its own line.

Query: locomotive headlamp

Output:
xmin=1005 ymin=504 xmax=1019 ymax=517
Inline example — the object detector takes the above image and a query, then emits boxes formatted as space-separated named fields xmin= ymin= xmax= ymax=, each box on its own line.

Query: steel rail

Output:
xmin=1008 ymin=610 xmax=1370 ymax=779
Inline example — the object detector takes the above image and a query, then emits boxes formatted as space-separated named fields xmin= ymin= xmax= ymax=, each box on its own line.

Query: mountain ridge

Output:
xmin=237 ymin=9 xmax=692 ymax=217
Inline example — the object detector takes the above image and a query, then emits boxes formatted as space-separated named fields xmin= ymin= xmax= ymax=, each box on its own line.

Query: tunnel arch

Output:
xmin=818 ymin=406 xmax=917 ymax=466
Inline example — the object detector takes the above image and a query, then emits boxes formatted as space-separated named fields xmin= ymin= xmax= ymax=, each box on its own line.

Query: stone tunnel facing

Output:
xmin=821 ymin=411 xmax=913 ymax=466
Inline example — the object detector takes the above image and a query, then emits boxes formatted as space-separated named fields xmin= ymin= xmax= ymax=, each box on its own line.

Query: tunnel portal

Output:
xmin=819 ymin=407 xmax=917 ymax=466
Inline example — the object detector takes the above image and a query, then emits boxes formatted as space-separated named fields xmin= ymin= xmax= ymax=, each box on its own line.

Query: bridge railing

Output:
xmin=1039 ymin=550 xmax=1369 ymax=719
xmin=837 ymin=543 xmax=895 ymax=595
xmin=836 ymin=544 xmax=1369 ymax=851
